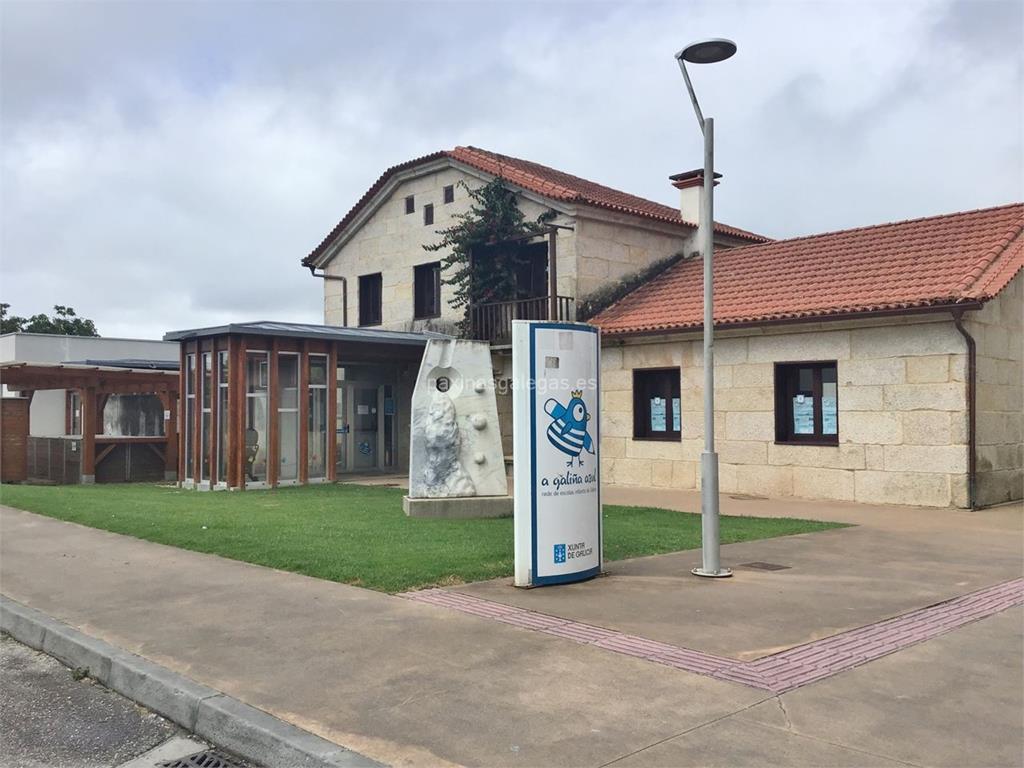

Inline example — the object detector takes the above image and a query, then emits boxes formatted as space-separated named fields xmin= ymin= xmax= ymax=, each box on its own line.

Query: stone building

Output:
xmin=299 ymin=145 xmax=1020 ymax=508
xmin=301 ymin=147 xmax=763 ymax=465
xmin=592 ymin=204 xmax=1023 ymax=509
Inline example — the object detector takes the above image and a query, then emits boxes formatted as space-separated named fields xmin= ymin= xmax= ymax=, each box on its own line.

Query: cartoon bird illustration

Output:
xmin=544 ymin=390 xmax=594 ymax=467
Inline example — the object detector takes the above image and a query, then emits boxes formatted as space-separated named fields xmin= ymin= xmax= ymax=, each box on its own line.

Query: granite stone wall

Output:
xmin=600 ymin=314 xmax=993 ymax=508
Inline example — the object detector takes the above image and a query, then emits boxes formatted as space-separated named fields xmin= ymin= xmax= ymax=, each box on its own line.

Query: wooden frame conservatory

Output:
xmin=164 ymin=321 xmax=440 ymax=490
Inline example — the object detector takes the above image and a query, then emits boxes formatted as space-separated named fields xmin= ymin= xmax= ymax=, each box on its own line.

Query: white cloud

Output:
xmin=1 ymin=0 xmax=1020 ymax=339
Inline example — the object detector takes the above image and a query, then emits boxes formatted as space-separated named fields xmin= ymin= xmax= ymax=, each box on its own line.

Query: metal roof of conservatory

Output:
xmin=163 ymin=321 xmax=450 ymax=346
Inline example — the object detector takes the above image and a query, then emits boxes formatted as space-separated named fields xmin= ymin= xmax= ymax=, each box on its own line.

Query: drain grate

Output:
xmin=739 ymin=561 xmax=791 ymax=571
xmin=158 ymin=750 xmax=245 ymax=768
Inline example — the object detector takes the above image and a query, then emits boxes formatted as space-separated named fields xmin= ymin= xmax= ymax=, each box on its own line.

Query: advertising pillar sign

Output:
xmin=512 ymin=321 xmax=601 ymax=587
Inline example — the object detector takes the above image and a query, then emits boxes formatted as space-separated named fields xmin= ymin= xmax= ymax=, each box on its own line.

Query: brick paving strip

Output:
xmin=400 ymin=578 xmax=1023 ymax=694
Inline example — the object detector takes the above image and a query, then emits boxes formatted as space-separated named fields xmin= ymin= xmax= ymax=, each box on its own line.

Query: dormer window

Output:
xmin=404 ymin=195 xmax=415 ymax=214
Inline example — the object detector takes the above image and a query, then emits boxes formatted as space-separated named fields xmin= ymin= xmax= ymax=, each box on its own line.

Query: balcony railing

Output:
xmin=469 ymin=295 xmax=575 ymax=345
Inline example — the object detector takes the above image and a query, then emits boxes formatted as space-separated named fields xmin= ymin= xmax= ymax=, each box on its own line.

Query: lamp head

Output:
xmin=676 ymin=38 xmax=737 ymax=64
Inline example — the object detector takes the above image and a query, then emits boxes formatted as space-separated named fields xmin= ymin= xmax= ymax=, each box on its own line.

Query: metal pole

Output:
xmin=692 ymin=116 xmax=730 ymax=578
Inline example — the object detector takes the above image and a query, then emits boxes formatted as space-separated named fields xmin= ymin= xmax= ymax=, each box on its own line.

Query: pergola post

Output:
xmin=228 ymin=336 xmax=244 ymax=489
xmin=81 ymin=386 xmax=97 ymax=484
xmin=299 ymin=341 xmax=309 ymax=484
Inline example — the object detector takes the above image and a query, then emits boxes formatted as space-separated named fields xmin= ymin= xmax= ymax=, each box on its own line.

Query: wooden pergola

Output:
xmin=0 ymin=362 xmax=179 ymax=483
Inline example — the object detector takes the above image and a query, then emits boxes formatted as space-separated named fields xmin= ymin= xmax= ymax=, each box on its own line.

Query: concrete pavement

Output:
xmin=1 ymin=499 xmax=1021 ymax=767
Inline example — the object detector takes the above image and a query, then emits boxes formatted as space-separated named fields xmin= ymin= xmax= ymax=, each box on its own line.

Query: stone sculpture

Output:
xmin=409 ymin=338 xmax=506 ymax=499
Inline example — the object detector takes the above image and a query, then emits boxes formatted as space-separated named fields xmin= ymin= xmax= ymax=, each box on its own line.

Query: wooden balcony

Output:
xmin=469 ymin=295 xmax=576 ymax=346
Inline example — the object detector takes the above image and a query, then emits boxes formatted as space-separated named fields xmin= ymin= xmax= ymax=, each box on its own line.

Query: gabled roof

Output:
xmin=302 ymin=147 xmax=768 ymax=267
xmin=592 ymin=203 xmax=1024 ymax=336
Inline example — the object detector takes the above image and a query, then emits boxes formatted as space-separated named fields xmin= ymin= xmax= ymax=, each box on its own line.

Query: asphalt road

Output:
xmin=0 ymin=635 xmax=249 ymax=768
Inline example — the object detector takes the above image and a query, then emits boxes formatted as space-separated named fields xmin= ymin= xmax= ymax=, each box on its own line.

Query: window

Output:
xmin=184 ymin=353 xmax=195 ymax=480
xmin=358 ymin=273 xmax=382 ymax=326
xmin=774 ymin=362 xmax=838 ymax=444
xmin=102 ymin=395 xmax=164 ymax=436
xmin=633 ymin=368 xmax=681 ymax=441
xmin=443 ymin=185 xmax=455 ymax=204
xmin=217 ymin=350 xmax=229 ymax=483
xmin=404 ymin=195 xmax=415 ymax=214
xmin=413 ymin=261 xmax=441 ymax=319
xmin=423 ymin=203 xmax=434 ymax=226
xmin=307 ymin=354 xmax=328 ymax=480
xmin=67 ymin=391 xmax=82 ymax=436
xmin=200 ymin=351 xmax=212 ymax=482
xmin=245 ymin=351 xmax=269 ymax=483
xmin=278 ymin=353 xmax=299 ymax=482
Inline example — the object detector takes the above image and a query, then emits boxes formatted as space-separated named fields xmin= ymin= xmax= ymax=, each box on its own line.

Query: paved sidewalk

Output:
xmin=1 ymin=500 xmax=1021 ymax=767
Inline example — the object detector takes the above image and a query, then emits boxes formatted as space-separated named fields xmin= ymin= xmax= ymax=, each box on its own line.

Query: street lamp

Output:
xmin=675 ymin=39 xmax=736 ymax=578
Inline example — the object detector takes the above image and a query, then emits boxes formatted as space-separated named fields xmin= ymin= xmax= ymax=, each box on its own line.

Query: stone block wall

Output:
xmin=324 ymin=166 xmax=577 ymax=331
xmin=575 ymin=213 xmax=693 ymax=300
xmin=601 ymin=316 xmax=980 ymax=508
xmin=967 ymin=271 xmax=1023 ymax=506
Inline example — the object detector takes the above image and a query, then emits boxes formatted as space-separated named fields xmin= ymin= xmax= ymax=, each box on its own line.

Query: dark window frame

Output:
xmin=423 ymin=203 xmax=434 ymax=226
xmin=443 ymin=185 xmax=455 ymax=204
xmin=358 ymin=272 xmax=383 ymax=327
xmin=632 ymin=368 xmax=682 ymax=442
xmin=773 ymin=361 xmax=839 ymax=445
xmin=404 ymin=195 xmax=415 ymax=214
xmin=413 ymin=261 xmax=442 ymax=320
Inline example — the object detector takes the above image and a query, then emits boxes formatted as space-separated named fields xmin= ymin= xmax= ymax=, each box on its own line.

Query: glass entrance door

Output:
xmin=352 ymin=386 xmax=379 ymax=470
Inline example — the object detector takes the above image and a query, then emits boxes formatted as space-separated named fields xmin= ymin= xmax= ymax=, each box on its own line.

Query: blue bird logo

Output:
xmin=544 ymin=390 xmax=594 ymax=467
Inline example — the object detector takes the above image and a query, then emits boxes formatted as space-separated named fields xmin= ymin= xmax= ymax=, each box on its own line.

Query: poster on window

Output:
xmin=822 ymin=396 xmax=837 ymax=435
xmin=793 ymin=394 xmax=815 ymax=435
xmin=650 ymin=397 xmax=666 ymax=431
xmin=672 ymin=398 xmax=681 ymax=431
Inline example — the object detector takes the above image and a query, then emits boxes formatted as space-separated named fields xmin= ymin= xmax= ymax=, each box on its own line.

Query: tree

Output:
xmin=424 ymin=177 xmax=554 ymax=336
xmin=0 ymin=303 xmax=99 ymax=336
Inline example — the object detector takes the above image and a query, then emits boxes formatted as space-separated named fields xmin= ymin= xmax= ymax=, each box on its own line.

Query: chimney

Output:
xmin=669 ymin=169 xmax=722 ymax=226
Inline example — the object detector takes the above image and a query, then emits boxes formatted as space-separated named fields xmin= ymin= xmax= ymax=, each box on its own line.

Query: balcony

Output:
xmin=469 ymin=295 xmax=576 ymax=346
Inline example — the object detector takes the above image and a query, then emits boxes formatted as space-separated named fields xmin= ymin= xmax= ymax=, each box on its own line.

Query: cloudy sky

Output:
xmin=1 ymin=0 xmax=1020 ymax=339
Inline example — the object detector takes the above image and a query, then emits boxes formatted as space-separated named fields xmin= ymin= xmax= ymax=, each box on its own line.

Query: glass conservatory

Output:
xmin=165 ymin=321 xmax=441 ymax=490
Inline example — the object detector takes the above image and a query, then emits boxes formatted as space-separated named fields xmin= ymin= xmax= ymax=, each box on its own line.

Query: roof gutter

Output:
xmin=598 ymin=300 xmax=987 ymax=340
xmin=307 ymin=267 xmax=348 ymax=328
xmin=952 ymin=309 xmax=977 ymax=510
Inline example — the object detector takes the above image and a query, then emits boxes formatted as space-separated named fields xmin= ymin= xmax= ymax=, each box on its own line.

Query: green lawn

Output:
xmin=0 ymin=483 xmax=844 ymax=592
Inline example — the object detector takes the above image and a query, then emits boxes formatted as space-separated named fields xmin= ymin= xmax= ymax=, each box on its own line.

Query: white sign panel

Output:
xmin=512 ymin=321 xmax=601 ymax=587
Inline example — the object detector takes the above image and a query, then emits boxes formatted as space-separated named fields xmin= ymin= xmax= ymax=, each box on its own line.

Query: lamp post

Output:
xmin=675 ymin=38 xmax=736 ymax=578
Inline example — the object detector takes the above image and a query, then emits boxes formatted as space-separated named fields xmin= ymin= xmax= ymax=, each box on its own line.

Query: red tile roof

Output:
xmin=302 ymin=147 xmax=767 ymax=267
xmin=593 ymin=203 xmax=1024 ymax=335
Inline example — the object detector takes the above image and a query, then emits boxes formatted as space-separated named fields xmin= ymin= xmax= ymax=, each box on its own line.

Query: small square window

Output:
xmin=443 ymin=185 xmax=455 ymax=204
xmin=404 ymin=195 xmax=414 ymax=214
xmin=633 ymin=368 xmax=681 ymax=441
xmin=774 ymin=361 xmax=838 ymax=444
xmin=423 ymin=203 xmax=434 ymax=226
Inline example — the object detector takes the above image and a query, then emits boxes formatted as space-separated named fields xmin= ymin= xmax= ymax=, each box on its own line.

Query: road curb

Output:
xmin=0 ymin=596 xmax=383 ymax=768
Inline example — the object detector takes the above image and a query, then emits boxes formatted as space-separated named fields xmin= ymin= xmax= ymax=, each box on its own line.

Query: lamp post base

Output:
xmin=691 ymin=566 xmax=733 ymax=578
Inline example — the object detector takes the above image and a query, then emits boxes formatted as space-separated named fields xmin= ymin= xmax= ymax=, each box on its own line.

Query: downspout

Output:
xmin=952 ymin=310 xmax=977 ymax=510
xmin=307 ymin=267 xmax=348 ymax=327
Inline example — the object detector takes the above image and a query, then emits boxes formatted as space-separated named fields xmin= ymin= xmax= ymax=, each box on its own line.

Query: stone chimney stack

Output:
xmin=669 ymin=169 xmax=722 ymax=226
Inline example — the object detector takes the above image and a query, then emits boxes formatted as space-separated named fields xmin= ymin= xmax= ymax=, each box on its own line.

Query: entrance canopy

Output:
xmin=163 ymin=321 xmax=447 ymax=490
